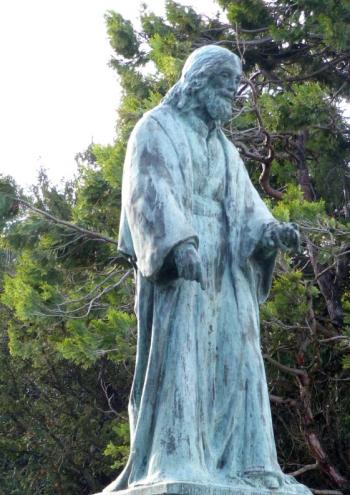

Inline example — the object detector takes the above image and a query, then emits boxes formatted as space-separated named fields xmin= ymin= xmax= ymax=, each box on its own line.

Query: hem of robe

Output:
xmin=99 ymin=478 xmax=312 ymax=495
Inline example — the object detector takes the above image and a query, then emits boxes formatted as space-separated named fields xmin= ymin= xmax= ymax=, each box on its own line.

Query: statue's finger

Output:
xmin=287 ymin=228 xmax=295 ymax=245
xmin=283 ymin=226 xmax=294 ymax=245
xmin=269 ymin=230 xmax=278 ymax=248
xmin=275 ymin=232 xmax=288 ymax=251
xmin=187 ymin=260 xmax=196 ymax=280
xmin=284 ymin=228 xmax=300 ymax=252
xmin=197 ymin=266 xmax=206 ymax=291
xmin=176 ymin=264 xmax=184 ymax=278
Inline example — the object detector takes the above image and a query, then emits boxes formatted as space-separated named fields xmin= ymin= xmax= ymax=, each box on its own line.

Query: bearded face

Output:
xmin=198 ymin=87 xmax=234 ymax=122
xmin=195 ymin=60 xmax=242 ymax=123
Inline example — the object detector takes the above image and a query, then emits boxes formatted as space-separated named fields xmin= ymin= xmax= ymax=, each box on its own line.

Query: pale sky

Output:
xmin=0 ymin=0 xmax=223 ymax=188
xmin=1 ymin=1 xmax=348 ymax=189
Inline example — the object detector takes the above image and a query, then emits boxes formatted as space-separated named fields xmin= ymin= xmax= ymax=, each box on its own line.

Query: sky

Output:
xmin=0 ymin=0 xmax=223 ymax=188
xmin=1 ymin=1 xmax=348 ymax=189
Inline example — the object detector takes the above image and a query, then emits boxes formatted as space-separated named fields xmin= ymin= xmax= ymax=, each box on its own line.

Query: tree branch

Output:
xmin=264 ymin=354 xmax=308 ymax=378
xmin=214 ymin=36 xmax=273 ymax=47
xmin=33 ymin=270 xmax=132 ymax=319
xmin=9 ymin=195 xmax=119 ymax=247
xmin=269 ymin=394 xmax=298 ymax=407
xmin=288 ymin=462 xmax=319 ymax=477
xmin=285 ymin=51 xmax=350 ymax=83
xmin=311 ymin=490 xmax=343 ymax=495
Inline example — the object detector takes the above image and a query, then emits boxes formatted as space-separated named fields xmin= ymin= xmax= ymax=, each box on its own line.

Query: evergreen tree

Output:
xmin=0 ymin=170 xmax=134 ymax=493
xmin=1 ymin=1 xmax=350 ymax=493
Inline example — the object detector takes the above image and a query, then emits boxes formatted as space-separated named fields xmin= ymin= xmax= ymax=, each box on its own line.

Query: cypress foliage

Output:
xmin=1 ymin=1 xmax=350 ymax=492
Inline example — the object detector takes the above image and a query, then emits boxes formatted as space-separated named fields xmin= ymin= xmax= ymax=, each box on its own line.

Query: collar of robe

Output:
xmin=180 ymin=111 xmax=219 ymax=139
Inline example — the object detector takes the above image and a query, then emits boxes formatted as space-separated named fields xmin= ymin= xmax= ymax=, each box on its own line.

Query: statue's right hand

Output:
xmin=172 ymin=242 xmax=206 ymax=290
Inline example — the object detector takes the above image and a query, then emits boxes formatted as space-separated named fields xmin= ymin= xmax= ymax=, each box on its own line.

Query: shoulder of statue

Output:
xmin=132 ymin=104 xmax=179 ymax=141
xmin=148 ymin=104 xmax=179 ymax=132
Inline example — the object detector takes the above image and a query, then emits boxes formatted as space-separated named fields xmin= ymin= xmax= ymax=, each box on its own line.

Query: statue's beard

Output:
xmin=205 ymin=93 xmax=233 ymax=122
xmin=196 ymin=88 xmax=233 ymax=123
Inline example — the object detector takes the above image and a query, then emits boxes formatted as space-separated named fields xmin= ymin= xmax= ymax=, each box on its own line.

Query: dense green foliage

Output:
xmin=0 ymin=169 xmax=135 ymax=494
xmin=1 ymin=1 xmax=350 ymax=493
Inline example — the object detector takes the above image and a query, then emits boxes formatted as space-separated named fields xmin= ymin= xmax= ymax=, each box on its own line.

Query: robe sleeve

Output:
xmin=237 ymin=158 xmax=278 ymax=304
xmin=118 ymin=114 xmax=198 ymax=280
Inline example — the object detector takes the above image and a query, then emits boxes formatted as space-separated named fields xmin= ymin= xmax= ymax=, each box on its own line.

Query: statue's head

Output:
xmin=163 ymin=45 xmax=242 ymax=123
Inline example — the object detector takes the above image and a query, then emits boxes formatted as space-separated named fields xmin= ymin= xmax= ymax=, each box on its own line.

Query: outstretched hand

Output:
xmin=172 ymin=242 xmax=206 ymax=290
xmin=261 ymin=222 xmax=300 ymax=253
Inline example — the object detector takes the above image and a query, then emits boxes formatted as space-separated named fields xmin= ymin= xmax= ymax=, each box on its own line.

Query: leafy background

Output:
xmin=1 ymin=1 xmax=350 ymax=493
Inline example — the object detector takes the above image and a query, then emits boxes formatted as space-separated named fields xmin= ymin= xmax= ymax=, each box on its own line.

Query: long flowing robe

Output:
xmin=106 ymin=104 xmax=311 ymax=494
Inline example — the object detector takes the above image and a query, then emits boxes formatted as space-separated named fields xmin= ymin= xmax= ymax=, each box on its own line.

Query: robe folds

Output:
xmin=107 ymin=104 xmax=311 ymax=494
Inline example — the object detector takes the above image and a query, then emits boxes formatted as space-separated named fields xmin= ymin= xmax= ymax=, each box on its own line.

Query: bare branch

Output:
xmin=214 ymin=36 xmax=273 ymax=47
xmin=8 ymin=195 xmax=119 ymax=247
xmin=57 ymin=266 xmax=120 ymax=307
xmin=79 ymin=270 xmax=131 ymax=318
xmin=269 ymin=394 xmax=298 ymax=407
xmin=236 ymin=76 xmax=284 ymax=200
xmin=33 ymin=270 xmax=132 ymax=319
xmin=264 ymin=354 xmax=308 ymax=378
xmin=285 ymin=51 xmax=350 ymax=83
xmin=311 ymin=490 xmax=343 ymax=495
xmin=288 ymin=462 xmax=319 ymax=477
xmin=259 ymin=161 xmax=284 ymax=200
xmin=235 ymin=140 xmax=265 ymax=161
xmin=100 ymin=379 xmax=128 ymax=420
xmin=238 ymin=27 xmax=269 ymax=34
xmin=319 ymin=336 xmax=350 ymax=344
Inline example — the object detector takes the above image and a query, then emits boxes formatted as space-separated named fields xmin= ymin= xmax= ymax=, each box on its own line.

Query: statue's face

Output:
xmin=196 ymin=59 xmax=242 ymax=122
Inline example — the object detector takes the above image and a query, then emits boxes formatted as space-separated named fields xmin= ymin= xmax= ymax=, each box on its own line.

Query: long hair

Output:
xmin=162 ymin=45 xmax=241 ymax=112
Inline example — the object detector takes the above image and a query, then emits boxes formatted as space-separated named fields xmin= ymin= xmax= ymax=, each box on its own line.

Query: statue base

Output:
xmin=93 ymin=481 xmax=303 ymax=495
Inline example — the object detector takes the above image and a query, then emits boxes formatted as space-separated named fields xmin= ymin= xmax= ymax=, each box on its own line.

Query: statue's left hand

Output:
xmin=172 ymin=242 xmax=206 ymax=290
xmin=262 ymin=222 xmax=300 ymax=253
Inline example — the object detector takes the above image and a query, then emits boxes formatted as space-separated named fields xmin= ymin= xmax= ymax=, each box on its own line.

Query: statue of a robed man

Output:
xmin=102 ymin=45 xmax=311 ymax=495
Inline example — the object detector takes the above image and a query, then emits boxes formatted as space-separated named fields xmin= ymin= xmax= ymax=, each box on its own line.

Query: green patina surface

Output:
xmin=100 ymin=46 xmax=309 ymax=495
